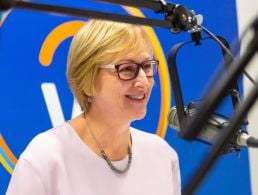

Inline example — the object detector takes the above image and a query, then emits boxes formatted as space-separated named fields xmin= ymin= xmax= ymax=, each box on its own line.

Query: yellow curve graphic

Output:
xmin=0 ymin=5 xmax=171 ymax=176
xmin=0 ymin=134 xmax=17 ymax=174
xmin=39 ymin=21 xmax=86 ymax=66
xmin=123 ymin=6 xmax=171 ymax=138
xmin=39 ymin=9 xmax=170 ymax=138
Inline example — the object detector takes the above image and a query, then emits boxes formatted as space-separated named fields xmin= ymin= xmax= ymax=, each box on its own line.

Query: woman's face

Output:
xmin=91 ymin=47 xmax=154 ymax=123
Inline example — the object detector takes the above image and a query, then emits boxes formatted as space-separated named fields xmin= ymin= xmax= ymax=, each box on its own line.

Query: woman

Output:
xmin=7 ymin=20 xmax=181 ymax=195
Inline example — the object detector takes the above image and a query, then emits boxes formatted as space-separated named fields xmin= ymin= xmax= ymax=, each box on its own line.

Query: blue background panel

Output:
xmin=0 ymin=1 xmax=252 ymax=194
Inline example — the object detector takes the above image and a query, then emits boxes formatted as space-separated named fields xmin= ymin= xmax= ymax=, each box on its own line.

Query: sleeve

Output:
xmin=6 ymin=158 xmax=47 ymax=195
xmin=156 ymin=136 xmax=181 ymax=194
xmin=172 ymin=154 xmax=181 ymax=195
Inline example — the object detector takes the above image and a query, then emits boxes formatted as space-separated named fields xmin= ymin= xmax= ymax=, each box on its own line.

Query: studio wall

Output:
xmin=1 ymin=0 xmax=257 ymax=194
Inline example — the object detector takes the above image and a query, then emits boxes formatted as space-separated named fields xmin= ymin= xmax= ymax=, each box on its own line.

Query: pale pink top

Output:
xmin=6 ymin=123 xmax=181 ymax=195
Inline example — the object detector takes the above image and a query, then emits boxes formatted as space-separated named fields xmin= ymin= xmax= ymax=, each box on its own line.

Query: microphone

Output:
xmin=168 ymin=106 xmax=258 ymax=148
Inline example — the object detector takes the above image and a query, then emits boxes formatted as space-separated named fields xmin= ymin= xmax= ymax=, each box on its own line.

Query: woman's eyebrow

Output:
xmin=116 ymin=57 xmax=153 ymax=64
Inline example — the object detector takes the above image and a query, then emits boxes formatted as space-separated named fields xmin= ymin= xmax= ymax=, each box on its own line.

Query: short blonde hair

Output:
xmin=67 ymin=19 xmax=153 ymax=111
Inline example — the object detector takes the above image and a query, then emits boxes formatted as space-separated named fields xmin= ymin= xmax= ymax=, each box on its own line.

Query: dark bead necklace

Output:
xmin=84 ymin=116 xmax=132 ymax=174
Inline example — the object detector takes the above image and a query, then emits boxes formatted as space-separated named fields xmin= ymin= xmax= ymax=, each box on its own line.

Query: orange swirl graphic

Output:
xmin=39 ymin=21 xmax=86 ymax=66
xmin=0 ymin=134 xmax=17 ymax=174
xmin=0 ymin=4 xmax=171 ymax=176
xmin=39 ymin=15 xmax=170 ymax=137
xmin=123 ymin=6 xmax=171 ymax=138
xmin=39 ymin=8 xmax=170 ymax=138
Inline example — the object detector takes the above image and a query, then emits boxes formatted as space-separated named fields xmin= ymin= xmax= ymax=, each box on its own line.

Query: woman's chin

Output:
xmin=132 ymin=110 xmax=147 ymax=120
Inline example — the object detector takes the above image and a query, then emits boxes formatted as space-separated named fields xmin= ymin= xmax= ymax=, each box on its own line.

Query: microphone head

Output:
xmin=0 ymin=0 xmax=15 ymax=11
xmin=168 ymin=106 xmax=180 ymax=130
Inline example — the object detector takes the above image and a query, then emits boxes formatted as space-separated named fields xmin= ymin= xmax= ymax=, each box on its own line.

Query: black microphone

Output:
xmin=168 ymin=106 xmax=258 ymax=147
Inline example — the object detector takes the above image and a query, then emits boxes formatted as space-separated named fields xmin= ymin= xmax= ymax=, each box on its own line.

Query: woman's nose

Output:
xmin=133 ymin=68 xmax=153 ymax=88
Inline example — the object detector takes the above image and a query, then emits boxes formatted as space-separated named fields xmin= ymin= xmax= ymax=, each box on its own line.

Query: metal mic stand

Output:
xmin=168 ymin=33 xmax=239 ymax=133
xmin=10 ymin=1 xmax=170 ymax=28
xmin=1 ymin=0 xmax=199 ymax=33
xmin=181 ymin=17 xmax=258 ymax=195
xmin=2 ymin=0 xmax=225 ymax=193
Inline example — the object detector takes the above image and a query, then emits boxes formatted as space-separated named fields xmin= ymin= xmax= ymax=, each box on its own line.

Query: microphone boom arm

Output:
xmin=182 ymin=17 xmax=258 ymax=195
xmin=1 ymin=0 xmax=200 ymax=33
xmin=11 ymin=1 xmax=170 ymax=28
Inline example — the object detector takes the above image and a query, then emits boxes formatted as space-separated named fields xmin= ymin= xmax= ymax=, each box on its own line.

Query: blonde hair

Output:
xmin=67 ymin=20 xmax=153 ymax=111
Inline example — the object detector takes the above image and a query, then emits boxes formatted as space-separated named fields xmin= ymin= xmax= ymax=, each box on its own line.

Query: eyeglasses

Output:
xmin=99 ymin=59 xmax=159 ymax=81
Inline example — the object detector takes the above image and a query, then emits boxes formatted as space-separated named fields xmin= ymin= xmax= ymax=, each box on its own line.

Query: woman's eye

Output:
xmin=143 ymin=64 xmax=152 ymax=71
xmin=119 ymin=64 xmax=136 ymax=73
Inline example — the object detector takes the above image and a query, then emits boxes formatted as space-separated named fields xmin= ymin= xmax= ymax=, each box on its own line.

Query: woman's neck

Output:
xmin=69 ymin=112 xmax=132 ymax=161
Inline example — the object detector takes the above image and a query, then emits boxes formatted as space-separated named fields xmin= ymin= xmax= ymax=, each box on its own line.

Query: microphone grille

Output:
xmin=168 ymin=106 xmax=180 ymax=130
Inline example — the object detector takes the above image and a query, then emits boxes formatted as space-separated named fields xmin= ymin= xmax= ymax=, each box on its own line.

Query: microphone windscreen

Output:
xmin=168 ymin=107 xmax=180 ymax=130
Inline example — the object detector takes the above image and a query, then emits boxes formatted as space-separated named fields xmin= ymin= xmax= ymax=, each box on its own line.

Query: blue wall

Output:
xmin=0 ymin=1 xmax=251 ymax=194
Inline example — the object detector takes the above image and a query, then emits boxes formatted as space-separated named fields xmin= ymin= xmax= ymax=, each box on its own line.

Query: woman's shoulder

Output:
xmin=130 ymin=127 xmax=162 ymax=140
xmin=130 ymin=126 xmax=170 ymax=145
xmin=19 ymin=123 xmax=71 ymax=162
xmin=130 ymin=127 xmax=178 ymax=160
